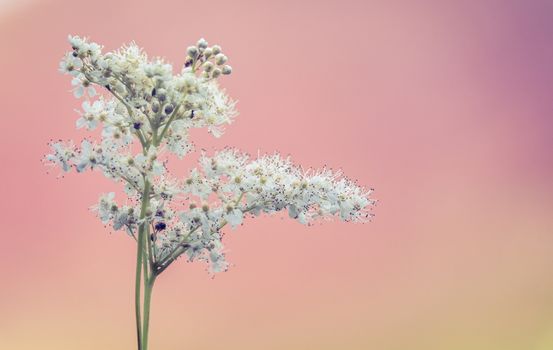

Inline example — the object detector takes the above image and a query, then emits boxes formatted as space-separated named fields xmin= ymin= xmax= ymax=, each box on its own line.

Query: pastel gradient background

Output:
xmin=1 ymin=0 xmax=553 ymax=349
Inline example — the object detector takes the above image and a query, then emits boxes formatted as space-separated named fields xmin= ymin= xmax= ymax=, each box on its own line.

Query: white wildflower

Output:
xmin=59 ymin=53 xmax=82 ymax=76
xmin=71 ymin=75 xmax=96 ymax=98
xmin=45 ymin=34 xmax=374 ymax=279
xmin=76 ymin=100 xmax=104 ymax=130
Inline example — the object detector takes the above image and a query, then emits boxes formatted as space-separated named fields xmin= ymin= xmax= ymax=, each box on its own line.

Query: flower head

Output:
xmin=45 ymin=35 xmax=375 ymax=275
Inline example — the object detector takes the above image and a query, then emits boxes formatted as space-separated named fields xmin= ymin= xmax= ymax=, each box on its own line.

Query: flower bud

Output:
xmin=202 ymin=204 xmax=209 ymax=212
xmin=164 ymin=104 xmax=174 ymax=115
xmin=197 ymin=38 xmax=208 ymax=49
xmin=215 ymin=53 xmax=227 ymax=65
xmin=184 ymin=56 xmax=193 ymax=67
xmin=202 ymin=61 xmax=214 ymax=72
xmin=151 ymin=101 xmax=160 ymax=113
xmin=156 ymin=90 xmax=167 ymax=102
xmin=221 ymin=65 xmax=232 ymax=75
xmin=211 ymin=45 xmax=222 ymax=55
xmin=154 ymin=221 xmax=167 ymax=231
xmin=211 ymin=68 xmax=221 ymax=78
xmin=186 ymin=46 xmax=198 ymax=58
xmin=203 ymin=48 xmax=213 ymax=58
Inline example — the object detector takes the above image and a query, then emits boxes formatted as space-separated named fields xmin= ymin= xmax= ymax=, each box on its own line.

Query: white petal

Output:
xmin=76 ymin=118 xmax=86 ymax=129
xmin=88 ymin=86 xmax=97 ymax=97
xmin=73 ymin=86 xmax=84 ymax=98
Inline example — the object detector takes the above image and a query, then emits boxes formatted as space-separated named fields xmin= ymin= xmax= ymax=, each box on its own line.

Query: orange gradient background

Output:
xmin=1 ymin=0 xmax=553 ymax=349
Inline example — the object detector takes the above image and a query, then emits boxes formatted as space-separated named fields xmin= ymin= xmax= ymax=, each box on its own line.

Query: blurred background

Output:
xmin=1 ymin=0 xmax=553 ymax=349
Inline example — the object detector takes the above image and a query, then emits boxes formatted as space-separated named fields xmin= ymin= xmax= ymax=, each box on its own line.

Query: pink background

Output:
xmin=1 ymin=0 xmax=553 ymax=349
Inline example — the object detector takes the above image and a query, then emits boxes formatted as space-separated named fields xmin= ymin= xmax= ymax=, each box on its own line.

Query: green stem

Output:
xmin=136 ymin=179 xmax=151 ymax=350
xmin=134 ymin=240 xmax=142 ymax=350
xmin=156 ymin=104 xmax=181 ymax=144
xmin=142 ymin=275 xmax=156 ymax=350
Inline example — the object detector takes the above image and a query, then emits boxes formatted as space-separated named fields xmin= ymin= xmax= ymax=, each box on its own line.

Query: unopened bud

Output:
xmin=197 ymin=38 xmax=208 ymax=49
xmin=211 ymin=45 xmax=221 ymax=55
xmin=203 ymin=48 xmax=213 ymax=58
xmin=215 ymin=53 xmax=227 ymax=65
xmin=187 ymin=46 xmax=199 ymax=58
xmin=203 ymin=61 xmax=214 ymax=72
xmin=211 ymin=68 xmax=221 ymax=78
xmin=184 ymin=56 xmax=193 ymax=68
xmin=154 ymin=222 xmax=166 ymax=231
xmin=156 ymin=89 xmax=167 ymax=102
xmin=221 ymin=65 xmax=232 ymax=75
xmin=164 ymin=104 xmax=174 ymax=115
xmin=151 ymin=101 xmax=160 ymax=113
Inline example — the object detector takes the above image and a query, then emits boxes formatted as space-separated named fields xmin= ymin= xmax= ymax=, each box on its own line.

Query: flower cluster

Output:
xmin=45 ymin=35 xmax=374 ymax=275
xmin=58 ymin=35 xmax=237 ymax=156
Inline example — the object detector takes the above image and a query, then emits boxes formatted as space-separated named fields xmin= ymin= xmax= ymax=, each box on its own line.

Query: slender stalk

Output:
xmin=136 ymin=179 xmax=152 ymax=350
xmin=142 ymin=227 xmax=150 ymax=282
xmin=157 ymin=104 xmax=181 ymax=143
xmin=142 ymin=275 xmax=156 ymax=350
xmin=134 ymin=240 xmax=142 ymax=350
xmin=139 ymin=129 xmax=156 ymax=350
